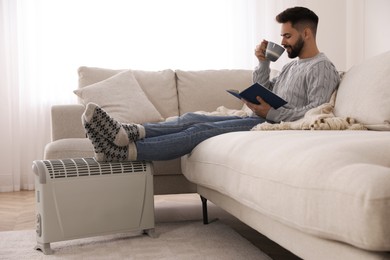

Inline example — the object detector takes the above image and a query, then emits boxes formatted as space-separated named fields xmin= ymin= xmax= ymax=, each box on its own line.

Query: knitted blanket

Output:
xmin=251 ymin=92 xmax=367 ymax=131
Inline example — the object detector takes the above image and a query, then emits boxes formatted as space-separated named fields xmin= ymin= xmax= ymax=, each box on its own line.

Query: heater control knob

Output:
xmin=36 ymin=214 xmax=42 ymax=237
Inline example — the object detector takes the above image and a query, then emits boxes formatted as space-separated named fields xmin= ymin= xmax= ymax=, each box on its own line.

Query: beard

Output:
xmin=285 ymin=36 xmax=304 ymax=59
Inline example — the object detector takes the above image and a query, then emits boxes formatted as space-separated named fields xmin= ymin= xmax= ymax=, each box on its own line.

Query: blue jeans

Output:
xmin=136 ymin=113 xmax=266 ymax=161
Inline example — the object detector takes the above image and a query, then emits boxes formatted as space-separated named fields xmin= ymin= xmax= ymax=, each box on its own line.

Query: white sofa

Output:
xmin=44 ymin=51 xmax=390 ymax=259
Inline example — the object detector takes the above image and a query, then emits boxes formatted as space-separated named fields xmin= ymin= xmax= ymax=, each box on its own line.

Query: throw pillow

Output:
xmin=74 ymin=69 xmax=163 ymax=124
xmin=334 ymin=51 xmax=390 ymax=130
xmin=77 ymin=66 xmax=178 ymax=119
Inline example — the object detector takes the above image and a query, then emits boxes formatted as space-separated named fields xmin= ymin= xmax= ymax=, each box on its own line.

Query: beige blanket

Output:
xmin=251 ymin=92 xmax=366 ymax=131
xmin=164 ymin=105 xmax=253 ymax=122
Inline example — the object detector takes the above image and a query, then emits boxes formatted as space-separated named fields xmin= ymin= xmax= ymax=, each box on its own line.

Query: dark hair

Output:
xmin=276 ymin=7 xmax=319 ymax=36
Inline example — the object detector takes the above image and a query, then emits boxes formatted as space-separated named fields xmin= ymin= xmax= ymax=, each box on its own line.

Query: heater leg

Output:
xmin=143 ymin=228 xmax=158 ymax=238
xmin=35 ymin=242 xmax=53 ymax=255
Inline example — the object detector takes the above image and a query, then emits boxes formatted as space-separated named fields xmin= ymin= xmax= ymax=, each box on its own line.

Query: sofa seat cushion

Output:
xmin=182 ymin=130 xmax=390 ymax=251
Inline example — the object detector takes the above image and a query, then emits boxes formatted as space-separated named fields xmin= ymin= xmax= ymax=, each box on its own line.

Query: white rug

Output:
xmin=0 ymin=221 xmax=271 ymax=260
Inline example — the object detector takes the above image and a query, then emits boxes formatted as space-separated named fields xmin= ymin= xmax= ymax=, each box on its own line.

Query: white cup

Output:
xmin=265 ymin=41 xmax=285 ymax=62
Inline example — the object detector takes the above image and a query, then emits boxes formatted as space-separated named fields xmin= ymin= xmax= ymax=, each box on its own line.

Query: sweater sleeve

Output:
xmin=266 ymin=60 xmax=340 ymax=122
xmin=252 ymin=60 xmax=276 ymax=91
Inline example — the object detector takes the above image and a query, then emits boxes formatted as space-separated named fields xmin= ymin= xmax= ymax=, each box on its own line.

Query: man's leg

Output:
xmin=143 ymin=113 xmax=246 ymax=138
xmin=82 ymin=102 xmax=244 ymax=147
xmin=135 ymin=116 xmax=265 ymax=161
xmin=82 ymin=103 xmax=266 ymax=162
xmin=85 ymin=116 xmax=265 ymax=162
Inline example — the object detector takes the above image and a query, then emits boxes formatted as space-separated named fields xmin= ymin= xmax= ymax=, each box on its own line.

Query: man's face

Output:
xmin=280 ymin=22 xmax=305 ymax=59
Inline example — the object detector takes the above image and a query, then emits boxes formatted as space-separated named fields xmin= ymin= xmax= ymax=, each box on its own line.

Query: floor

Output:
xmin=0 ymin=191 xmax=301 ymax=260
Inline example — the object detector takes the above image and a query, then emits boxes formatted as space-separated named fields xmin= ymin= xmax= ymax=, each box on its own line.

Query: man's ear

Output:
xmin=303 ymin=27 xmax=314 ymax=40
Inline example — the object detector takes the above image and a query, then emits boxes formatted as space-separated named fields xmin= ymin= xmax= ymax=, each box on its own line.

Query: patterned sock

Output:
xmin=102 ymin=142 xmax=130 ymax=162
xmin=82 ymin=103 xmax=142 ymax=146
xmin=84 ymin=120 xmax=136 ymax=162
xmin=122 ymin=123 xmax=143 ymax=141
xmin=83 ymin=120 xmax=108 ymax=160
xmin=82 ymin=102 xmax=129 ymax=146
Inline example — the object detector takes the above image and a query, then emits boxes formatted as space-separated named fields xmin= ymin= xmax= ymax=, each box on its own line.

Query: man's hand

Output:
xmin=244 ymin=96 xmax=271 ymax=118
xmin=255 ymin=40 xmax=268 ymax=62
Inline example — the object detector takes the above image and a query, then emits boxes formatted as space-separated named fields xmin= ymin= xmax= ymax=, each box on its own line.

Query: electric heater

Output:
xmin=32 ymin=158 xmax=155 ymax=255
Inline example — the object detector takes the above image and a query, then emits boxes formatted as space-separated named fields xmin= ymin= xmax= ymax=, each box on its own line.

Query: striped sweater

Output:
xmin=253 ymin=53 xmax=340 ymax=122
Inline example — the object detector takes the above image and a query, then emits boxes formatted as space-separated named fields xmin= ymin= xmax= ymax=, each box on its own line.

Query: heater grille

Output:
xmin=41 ymin=158 xmax=147 ymax=179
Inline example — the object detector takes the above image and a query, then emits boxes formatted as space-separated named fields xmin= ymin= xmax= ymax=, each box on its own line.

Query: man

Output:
xmin=249 ymin=6 xmax=337 ymax=123
xmin=83 ymin=6 xmax=340 ymax=162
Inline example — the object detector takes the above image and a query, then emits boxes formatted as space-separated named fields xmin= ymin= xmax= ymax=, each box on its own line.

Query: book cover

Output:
xmin=227 ymin=83 xmax=287 ymax=109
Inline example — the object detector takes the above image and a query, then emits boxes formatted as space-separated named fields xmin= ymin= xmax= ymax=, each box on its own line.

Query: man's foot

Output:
xmin=122 ymin=123 xmax=142 ymax=142
xmin=82 ymin=103 xmax=142 ymax=146
xmin=84 ymin=121 xmax=135 ymax=162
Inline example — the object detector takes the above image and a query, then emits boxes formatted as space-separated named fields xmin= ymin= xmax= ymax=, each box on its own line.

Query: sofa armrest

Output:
xmin=51 ymin=104 xmax=86 ymax=141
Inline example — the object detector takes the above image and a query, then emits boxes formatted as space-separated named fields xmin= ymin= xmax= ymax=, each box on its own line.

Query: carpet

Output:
xmin=0 ymin=221 xmax=272 ymax=260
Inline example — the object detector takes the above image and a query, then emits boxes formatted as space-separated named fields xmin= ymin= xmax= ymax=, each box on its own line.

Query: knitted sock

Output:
xmin=83 ymin=120 xmax=108 ymax=160
xmin=122 ymin=123 xmax=145 ymax=141
xmin=82 ymin=103 xmax=143 ymax=146
xmin=100 ymin=142 xmax=137 ymax=162
xmin=82 ymin=102 xmax=128 ymax=146
xmin=102 ymin=142 xmax=129 ymax=162
xmin=83 ymin=120 xmax=137 ymax=162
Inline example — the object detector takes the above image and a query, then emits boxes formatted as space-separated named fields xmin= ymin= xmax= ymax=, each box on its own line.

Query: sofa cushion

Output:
xmin=44 ymin=138 xmax=95 ymax=159
xmin=182 ymin=130 xmax=390 ymax=251
xmin=74 ymin=70 xmax=163 ymax=124
xmin=175 ymin=69 xmax=253 ymax=114
xmin=334 ymin=51 xmax=390 ymax=130
xmin=78 ymin=66 xmax=178 ymax=119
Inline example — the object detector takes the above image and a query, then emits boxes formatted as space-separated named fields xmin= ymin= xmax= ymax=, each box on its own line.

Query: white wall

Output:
xmin=307 ymin=0 xmax=390 ymax=70
xmin=362 ymin=0 xmax=390 ymax=60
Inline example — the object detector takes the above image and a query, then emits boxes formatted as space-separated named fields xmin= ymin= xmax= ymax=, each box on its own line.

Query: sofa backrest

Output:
xmin=76 ymin=66 xmax=280 ymax=123
xmin=175 ymin=69 xmax=253 ymax=114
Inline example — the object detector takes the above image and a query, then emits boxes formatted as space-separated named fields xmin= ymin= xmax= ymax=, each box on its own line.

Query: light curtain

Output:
xmin=0 ymin=0 xmax=282 ymax=192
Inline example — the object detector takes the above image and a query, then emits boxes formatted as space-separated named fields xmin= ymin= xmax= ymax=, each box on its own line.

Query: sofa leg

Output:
xmin=200 ymin=195 xmax=209 ymax=225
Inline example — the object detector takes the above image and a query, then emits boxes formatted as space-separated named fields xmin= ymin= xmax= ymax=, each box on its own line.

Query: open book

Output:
xmin=227 ymin=83 xmax=287 ymax=109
